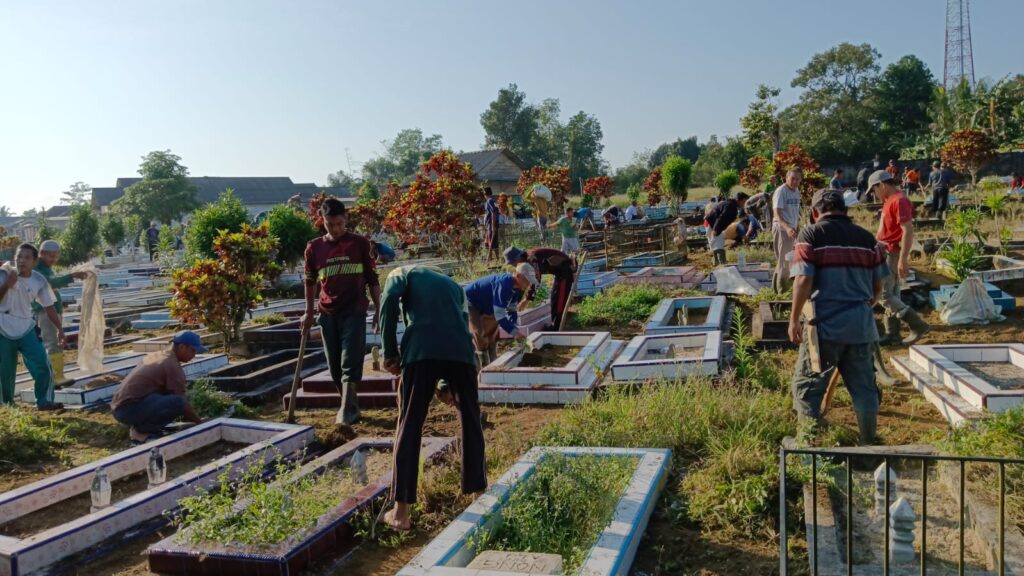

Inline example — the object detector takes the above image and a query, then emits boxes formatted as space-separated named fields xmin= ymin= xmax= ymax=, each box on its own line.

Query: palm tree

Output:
xmin=0 ymin=206 xmax=11 ymax=218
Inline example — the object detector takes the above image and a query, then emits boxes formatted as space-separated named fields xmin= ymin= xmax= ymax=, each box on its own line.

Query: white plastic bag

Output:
xmin=530 ymin=184 xmax=553 ymax=201
xmin=713 ymin=266 xmax=760 ymax=295
xmin=71 ymin=263 xmax=104 ymax=372
xmin=939 ymin=277 xmax=1005 ymax=325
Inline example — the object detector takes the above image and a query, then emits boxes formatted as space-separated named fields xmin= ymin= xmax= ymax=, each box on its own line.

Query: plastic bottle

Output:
xmin=351 ymin=449 xmax=368 ymax=485
xmin=147 ymin=447 xmax=167 ymax=487
xmin=91 ymin=466 xmax=111 ymax=511
xmin=737 ymin=250 xmax=747 ymax=268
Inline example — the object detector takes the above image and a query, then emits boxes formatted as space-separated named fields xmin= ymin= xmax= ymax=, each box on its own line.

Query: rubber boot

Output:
xmin=879 ymin=315 xmax=901 ymax=346
xmin=49 ymin=353 xmax=71 ymax=387
xmin=901 ymin=309 xmax=931 ymax=345
xmin=713 ymin=249 xmax=726 ymax=265
xmin=476 ymin=351 xmax=489 ymax=370
xmin=855 ymin=411 xmax=878 ymax=445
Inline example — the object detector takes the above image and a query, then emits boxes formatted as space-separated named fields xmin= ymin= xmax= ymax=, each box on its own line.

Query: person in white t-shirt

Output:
xmin=0 ymin=243 xmax=65 ymax=410
xmin=772 ymin=168 xmax=803 ymax=293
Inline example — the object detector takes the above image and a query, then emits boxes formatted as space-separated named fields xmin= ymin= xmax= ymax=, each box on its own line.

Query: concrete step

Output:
xmin=282 ymin=388 xmax=398 ymax=410
xmin=301 ymin=368 xmax=399 ymax=394
xmin=890 ymin=356 xmax=984 ymax=427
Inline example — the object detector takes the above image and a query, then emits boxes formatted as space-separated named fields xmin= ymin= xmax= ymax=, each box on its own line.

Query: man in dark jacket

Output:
xmin=504 ymin=246 xmax=576 ymax=329
xmin=706 ymin=192 xmax=749 ymax=265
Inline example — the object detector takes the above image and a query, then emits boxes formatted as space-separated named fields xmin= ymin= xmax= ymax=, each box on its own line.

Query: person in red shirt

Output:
xmin=302 ymin=198 xmax=381 ymax=426
xmin=868 ymin=171 xmax=930 ymax=345
xmin=886 ymin=159 xmax=899 ymax=180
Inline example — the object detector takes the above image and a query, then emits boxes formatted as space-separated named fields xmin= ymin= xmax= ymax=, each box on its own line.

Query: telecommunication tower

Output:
xmin=943 ymin=0 xmax=975 ymax=91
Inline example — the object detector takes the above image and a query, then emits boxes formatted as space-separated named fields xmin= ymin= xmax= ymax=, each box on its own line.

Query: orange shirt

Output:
xmin=877 ymin=191 xmax=913 ymax=253
xmin=905 ymin=169 xmax=919 ymax=184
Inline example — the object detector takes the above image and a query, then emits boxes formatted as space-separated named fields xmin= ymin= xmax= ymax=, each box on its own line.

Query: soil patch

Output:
xmin=667 ymin=306 xmax=710 ymax=326
xmin=960 ymin=361 xmax=1024 ymax=390
xmin=518 ymin=346 xmax=582 ymax=368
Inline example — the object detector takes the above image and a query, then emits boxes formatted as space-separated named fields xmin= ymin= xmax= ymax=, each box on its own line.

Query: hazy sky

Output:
xmin=1 ymin=0 xmax=1021 ymax=213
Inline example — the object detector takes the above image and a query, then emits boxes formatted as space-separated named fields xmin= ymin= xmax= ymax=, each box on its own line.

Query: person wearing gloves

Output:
xmin=464 ymin=265 xmax=537 ymax=367
xmin=33 ymin=239 xmax=87 ymax=385
xmin=0 ymin=243 xmax=65 ymax=409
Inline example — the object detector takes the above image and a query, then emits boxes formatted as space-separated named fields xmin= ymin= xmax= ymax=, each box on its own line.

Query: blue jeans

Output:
xmin=791 ymin=338 xmax=879 ymax=420
xmin=0 ymin=329 xmax=55 ymax=406
xmin=113 ymin=393 xmax=186 ymax=435
xmin=318 ymin=312 xmax=365 ymax=423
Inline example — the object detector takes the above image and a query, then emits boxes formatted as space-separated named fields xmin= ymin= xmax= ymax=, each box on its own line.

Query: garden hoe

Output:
xmin=285 ymin=328 xmax=309 ymax=424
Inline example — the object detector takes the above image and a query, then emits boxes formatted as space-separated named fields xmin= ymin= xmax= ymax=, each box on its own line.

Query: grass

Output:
xmin=574 ymin=283 xmax=672 ymax=327
xmin=472 ymin=453 xmax=636 ymax=574
xmin=0 ymin=406 xmax=71 ymax=468
xmin=250 ymin=313 xmax=286 ymax=327
xmin=187 ymin=379 xmax=255 ymax=418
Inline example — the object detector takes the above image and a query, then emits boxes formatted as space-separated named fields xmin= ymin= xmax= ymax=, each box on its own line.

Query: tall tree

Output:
xmin=649 ymin=137 xmax=701 ymax=168
xmin=480 ymin=83 xmax=538 ymax=163
xmin=325 ymin=169 xmax=359 ymax=189
xmin=741 ymin=85 xmax=782 ymax=155
xmin=117 ymin=150 xmax=198 ymax=224
xmin=0 ymin=206 xmax=11 ymax=218
xmin=60 ymin=205 xmax=101 ymax=265
xmin=564 ymin=111 xmax=606 ymax=192
xmin=612 ymin=150 xmax=653 ymax=194
xmin=361 ymin=128 xmax=443 ymax=184
xmin=692 ymin=136 xmax=749 ymax=186
xmin=61 ymin=182 xmax=92 ymax=206
xmin=872 ymin=55 xmax=937 ymax=149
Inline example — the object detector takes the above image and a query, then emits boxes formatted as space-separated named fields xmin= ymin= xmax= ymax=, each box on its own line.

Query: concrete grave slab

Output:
xmin=644 ymin=296 xmax=726 ymax=335
xmin=621 ymin=266 xmax=705 ymax=288
xmin=576 ymin=272 xmax=622 ymax=297
xmin=611 ymin=331 xmax=721 ymax=382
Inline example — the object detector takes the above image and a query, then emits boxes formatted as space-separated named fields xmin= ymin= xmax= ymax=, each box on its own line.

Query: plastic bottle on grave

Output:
xmin=91 ymin=466 xmax=112 ymax=512
xmin=147 ymin=447 xmax=167 ymax=487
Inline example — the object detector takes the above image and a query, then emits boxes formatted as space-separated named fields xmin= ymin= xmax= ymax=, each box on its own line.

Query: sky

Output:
xmin=1 ymin=0 xmax=1021 ymax=214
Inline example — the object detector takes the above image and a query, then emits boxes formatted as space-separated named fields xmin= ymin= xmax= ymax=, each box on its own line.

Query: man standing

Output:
xmin=464 ymin=266 xmax=536 ymax=367
xmin=0 ymin=244 xmax=65 ymax=410
xmin=146 ymin=223 xmax=160 ymax=262
xmin=550 ymin=207 xmax=580 ymax=254
xmin=111 ymin=331 xmax=205 ymax=444
xmin=301 ymin=198 xmax=381 ymax=426
xmin=927 ymin=161 xmax=953 ymax=220
xmin=868 ymin=171 xmax=931 ymax=345
xmin=789 ymin=190 xmax=888 ymax=444
xmin=856 ymin=164 xmax=872 ymax=200
xmin=504 ymin=246 xmax=575 ymax=329
xmin=886 ymin=159 xmax=899 ymax=179
xmin=903 ymin=166 xmax=920 ymax=195
xmin=379 ymin=265 xmax=486 ymax=531
xmin=829 ymin=168 xmax=843 ymax=191
xmin=706 ymin=192 xmax=749 ymax=265
xmin=34 ymin=240 xmax=87 ymax=385
xmin=482 ymin=187 xmax=500 ymax=263
xmin=772 ymin=168 xmax=802 ymax=291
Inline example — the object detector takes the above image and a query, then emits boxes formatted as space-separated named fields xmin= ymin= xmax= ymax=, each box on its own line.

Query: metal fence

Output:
xmin=779 ymin=446 xmax=1024 ymax=576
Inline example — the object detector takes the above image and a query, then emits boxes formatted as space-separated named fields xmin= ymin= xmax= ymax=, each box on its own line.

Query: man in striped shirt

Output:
xmin=788 ymin=189 xmax=888 ymax=444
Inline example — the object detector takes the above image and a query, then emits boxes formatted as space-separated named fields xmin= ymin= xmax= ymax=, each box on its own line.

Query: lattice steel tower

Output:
xmin=944 ymin=0 xmax=975 ymax=91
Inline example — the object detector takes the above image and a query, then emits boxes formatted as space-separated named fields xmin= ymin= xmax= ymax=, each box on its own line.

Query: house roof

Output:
xmin=458 ymin=149 xmax=527 ymax=182
xmin=92 ymin=177 xmax=347 ymax=208
xmin=44 ymin=205 xmax=72 ymax=217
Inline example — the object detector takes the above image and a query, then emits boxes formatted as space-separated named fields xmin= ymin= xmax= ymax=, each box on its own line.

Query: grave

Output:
xmin=0 ymin=418 xmax=312 ymax=576
xmin=644 ymin=296 xmax=727 ymax=335
xmin=198 ymin=349 xmax=327 ymax=403
xmin=397 ymin=446 xmax=670 ymax=576
xmin=130 ymin=310 xmax=180 ymax=330
xmin=610 ymin=331 xmax=721 ymax=382
xmin=500 ymin=300 xmax=551 ymax=338
xmin=479 ymin=332 xmax=623 ymax=404
xmin=244 ymin=315 xmax=404 ymax=352
xmin=621 ymin=265 xmax=705 ymax=288
xmin=928 ymin=281 xmax=1016 ymax=312
xmin=752 ymin=300 xmax=794 ymax=346
xmin=699 ymin=263 xmax=773 ymax=292
xmin=147 ymin=436 xmax=453 ymax=576
xmin=937 ymin=254 xmax=1024 ymax=283
xmin=580 ymin=257 xmax=607 ymax=272
xmin=614 ymin=251 xmax=684 ymax=274
xmin=18 ymin=354 xmax=229 ymax=407
xmin=576 ymin=271 xmax=622 ymax=297
xmin=283 ymin=353 xmax=400 ymax=410
xmin=891 ymin=344 xmax=1024 ymax=426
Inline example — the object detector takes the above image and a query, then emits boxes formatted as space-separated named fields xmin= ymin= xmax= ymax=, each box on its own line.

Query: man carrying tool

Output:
xmin=503 ymin=246 xmax=576 ymax=329
xmin=301 ymin=197 xmax=381 ymax=426
xmin=379 ymin=265 xmax=486 ymax=531
xmin=464 ymin=265 xmax=537 ymax=367
xmin=869 ymin=170 xmax=931 ymax=345
xmin=789 ymin=189 xmax=888 ymax=444
xmin=34 ymin=240 xmax=88 ymax=385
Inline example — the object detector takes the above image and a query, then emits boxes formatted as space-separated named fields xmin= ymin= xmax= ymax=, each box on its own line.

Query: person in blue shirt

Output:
xmin=464 ymin=266 xmax=537 ymax=367
xmin=576 ymin=206 xmax=597 ymax=232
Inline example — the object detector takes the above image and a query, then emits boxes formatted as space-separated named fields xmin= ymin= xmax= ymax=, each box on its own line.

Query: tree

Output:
xmin=99 ymin=213 xmax=126 ymax=252
xmin=0 ymin=206 xmax=10 ymax=218
xmin=649 ymin=137 xmax=701 ymax=168
xmin=660 ymin=155 xmax=693 ymax=206
xmin=60 ymin=205 xmax=101 ymax=265
xmin=326 ymin=169 xmax=359 ymax=189
xmin=170 ymin=224 xmax=279 ymax=346
xmin=184 ymin=189 xmax=249 ymax=258
xmin=361 ymin=128 xmax=443 ymax=184
xmin=266 ymin=205 xmax=318 ymax=269
xmin=480 ymin=83 xmax=538 ymax=163
xmin=61 ymin=182 xmax=92 ymax=206
xmin=693 ymin=136 xmax=749 ymax=186
xmin=940 ymin=129 xmax=996 ymax=186
xmin=117 ymin=150 xmax=198 ymax=224
xmin=612 ymin=151 xmax=652 ymax=194
xmin=741 ymin=85 xmax=782 ymax=155
xmin=872 ymin=55 xmax=937 ymax=149
xmin=355 ymin=181 xmax=379 ymax=206
xmin=643 ymin=167 xmax=663 ymax=206
xmin=564 ymin=111 xmax=606 ymax=192
xmin=582 ymin=176 xmax=615 ymax=200
xmin=714 ymin=170 xmax=740 ymax=196
xmin=36 ymin=213 xmax=58 ymax=243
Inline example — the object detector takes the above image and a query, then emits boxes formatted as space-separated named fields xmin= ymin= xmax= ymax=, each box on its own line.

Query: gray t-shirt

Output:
xmin=772 ymin=185 xmax=801 ymax=228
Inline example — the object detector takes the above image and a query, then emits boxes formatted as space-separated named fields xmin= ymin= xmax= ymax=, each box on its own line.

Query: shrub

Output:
xmin=714 ymin=170 xmax=740 ymax=197
xmin=0 ymin=406 xmax=71 ymax=467
xmin=99 ymin=213 xmax=127 ymax=252
xmin=940 ymin=239 xmax=983 ymax=282
xmin=582 ymin=175 xmax=615 ymax=199
xmin=660 ymin=155 xmax=693 ymax=204
xmin=574 ymin=284 xmax=671 ymax=327
xmin=643 ymin=167 xmax=663 ymax=205
xmin=185 ymin=189 xmax=249 ymax=258
xmin=940 ymin=129 xmax=996 ymax=186
xmin=266 ymin=205 xmax=317 ymax=268
xmin=60 ymin=205 xmax=101 ymax=265
xmin=187 ymin=379 xmax=255 ymax=418
xmin=625 ymin=183 xmax=642 ymax=203
xmin=251 ymin=313 xmax=286 ymax=327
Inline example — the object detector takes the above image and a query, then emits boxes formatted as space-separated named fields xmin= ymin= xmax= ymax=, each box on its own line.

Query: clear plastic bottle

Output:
xmin=737 ymin=250 xmax=747 ymax=268
xmin=91 ymin=466 xmax=111 ymax=511
xmin=147 ymin=447 xmax=167 ymax=487
xmin=350 ymin=449 xmax=368 ymax=485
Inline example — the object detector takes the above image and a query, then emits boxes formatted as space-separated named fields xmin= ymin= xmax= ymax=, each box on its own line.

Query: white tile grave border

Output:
xmin=909 ymin=344 xmax=1024 ymax=412
xmin=397 ymin=446 xmax=671 ymax=576
xmin=644 ymin=296 xmax=726 ymax=335
xmin=611 ymin=331 xmax=721 ymax=382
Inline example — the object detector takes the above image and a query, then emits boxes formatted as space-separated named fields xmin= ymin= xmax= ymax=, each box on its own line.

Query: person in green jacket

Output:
xmin=34 ymin=240 xmax=86 ymax=384
xmin=379 ymin=265 xmax=486 ymax=531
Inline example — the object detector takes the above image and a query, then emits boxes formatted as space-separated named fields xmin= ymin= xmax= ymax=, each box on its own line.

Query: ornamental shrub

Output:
xmin=266 ymin=205 xmax=317 ymax=268
xmin=660 ymin=155 xmax=693 ymax=204
xmin=185 ymin=189 xmax=249 ymax=258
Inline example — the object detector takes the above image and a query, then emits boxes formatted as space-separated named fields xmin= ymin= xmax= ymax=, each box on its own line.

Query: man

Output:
xmin=706 ymin=192 xmax=749 ymax=265
xmin=624 ymin=200 xmax=645 ymax=222
xmin=482 ymin=187 xmax=500 ymax=263
xmin=380 ymin=265 xmax=486 ymax=531
xmin=530 ymin=188 xmax=551 ymax=243
xmin=504 ymin=246 xmax=575 ymax=329
xmin=886 ymin=159 xmax=899 ymax=179
xmin=872 ymin=154 xmax=882 ymax=170
xmin=829 ymin=168 xmax=843 ymax=191
xmin=146 ymin=223 xmax=160 ymax=262
xmin=34 ymin=240 xmax=87 ymax=385
xmin=772 ymin=168 xmax=802 ymax=291
xmin=602 ymin=205 xmax=622 ymax=228
xmin=576 ymin=205 xmax=597 ymax=232
xmin=869 ymin=170 xmax=931 ymax=345
xmin=550 ymin=206 xmax=581 ymax=254
xmin=0 ymin=244 xmax=65 ymax=410
xmin=301 ymin=197 xmax=381 ymax=426
xmin=789 ymin=189 xmax=888 ymax=444
xmin=111 ymin=331 xmax=205 ymax=444
xmin=927 ymin=161 xmax=953 ymax=219
xmin=464 ymin=266 xmax=536 ymax=367
xmin=903 ymin=166 xmax=920 ymax=195
xmin=856 ymin=164 xmax=872 ymax=200
xmin=724 ymin=213 xmax=762 ymax=248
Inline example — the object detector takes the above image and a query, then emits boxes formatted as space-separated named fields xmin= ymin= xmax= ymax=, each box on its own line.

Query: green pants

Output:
xmin=318 ymin=312 xmax=365 ymax=424
xmin=0 ymin=329 xmax=55 ymax=407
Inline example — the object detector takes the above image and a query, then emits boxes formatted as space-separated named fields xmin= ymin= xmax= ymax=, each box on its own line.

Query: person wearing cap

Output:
xmin=464 ymin=267 xmax=535 ymax=367
xmin=789 ymin=189 xmax=888 ymax=444
xmin=111 ymin=330 xmax=205 ymax=444
xmin=0 ymin=243 xmax=65 ymax=410
xmin=34 ymin=239 xmax=88 ymax=385
xmin=706 ymin=192 xmax=749 ymax=265
xmin=379 ymin=265 xmax=486 ymax=531
xmin=504 ymin=246 xmax=576 ymax=329
xmin=869 ymin=170 xmax=931 ymax=345
xmin=926 ymin=161 xmax=953 ymax=219
xmin=301 ymin=197 xmax=381 ymax=427
xmin=772 ymin=168 xmax=802 ymax=291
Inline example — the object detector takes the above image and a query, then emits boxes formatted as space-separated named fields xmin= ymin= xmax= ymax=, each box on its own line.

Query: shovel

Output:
xmin=285 ymin=328 xmax=309 ymax=424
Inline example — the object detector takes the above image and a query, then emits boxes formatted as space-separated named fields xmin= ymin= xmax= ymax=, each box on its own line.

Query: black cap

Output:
xmin=811 ymin=189 xmax=846 ymax=213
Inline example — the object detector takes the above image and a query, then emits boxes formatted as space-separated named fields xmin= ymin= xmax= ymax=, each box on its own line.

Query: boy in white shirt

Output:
xmin=0 ymin=243 xmax=65 ymax=409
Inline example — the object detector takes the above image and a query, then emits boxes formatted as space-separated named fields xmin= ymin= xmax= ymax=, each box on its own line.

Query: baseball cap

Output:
xmin=515 ymin=263 xmax=539 ymax=287
xmin=811 ymin=189 xmax=847 ymax=213
xmin=503 ymin=246 xmax=525 ymax=265
xmin=39 ymin=239 xmax=61 ymax=252
xmin=172 ymin=330 xmax=207 ymax=353
xmin=867 ymin=170 xmax=894 ymax=193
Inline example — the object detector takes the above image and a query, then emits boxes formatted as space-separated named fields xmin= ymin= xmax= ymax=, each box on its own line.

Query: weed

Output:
xmin=0 ymin=406 xmax=71 ymax=468
xmin=250 ymin=313 xmax=286 ymax=327
xmin=731 ymin=307 xmax=756 ymax=380
xmin=939 ymin=239 xmax=983 ymax=282
xmin=574 ymin=284 xmax=671 ymax=327
xmin=187 ymin=379 xmax=255 ymax=418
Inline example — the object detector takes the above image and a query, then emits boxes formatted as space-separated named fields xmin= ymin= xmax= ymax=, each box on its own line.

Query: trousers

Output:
xmin=879 ymin=250 xmax=908 ymax=318
xmin=319 ymin=311 xmax=366 ymax=423
xmin=113 ymin=393 xmax=187 ymax=435
xmin=773 ymin=224 xmax=795 ymax=292
xmin=549 ymin=270 xmax=574 ymax=327
xmin=791 ymin=337 xmax=879 ymax=420
xmin=0 ymin=329 xmax=55 ymax=407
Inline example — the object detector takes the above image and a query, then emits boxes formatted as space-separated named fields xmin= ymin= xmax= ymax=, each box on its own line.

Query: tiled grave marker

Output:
xmin=621 ymin=266 xmax=704 ymax=288
xmin=644 ymin=296 xmax=726 ymax=335
xmin=610 ymin=332 xmax=721 ymax=382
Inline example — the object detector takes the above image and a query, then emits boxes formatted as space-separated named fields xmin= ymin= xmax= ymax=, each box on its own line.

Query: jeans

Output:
xmin=318 ymin=311 xmax=365 ymax=424
xmin=879 ymin=250 xmax=908 ymax=318
xmin=932 ymin=187 xmax=949 ymax=215
xmin=0 ymin=329 xmax=55 ymax=406
xmin=113 ymin=393 xmax=186 ymax=435
xmin=791 ymin=337 xmax=879 ymax=420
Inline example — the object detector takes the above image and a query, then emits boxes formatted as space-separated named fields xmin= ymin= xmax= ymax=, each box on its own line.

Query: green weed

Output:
xmin=0 ymin=406 xmax=71 ymax=468
xmin=187 ymin=379 xmax=255 ymax=418
xmin=574 ymin=284 xmax=671 ymax=327
xmin=250 ymin=313 xmax=286 ymax=327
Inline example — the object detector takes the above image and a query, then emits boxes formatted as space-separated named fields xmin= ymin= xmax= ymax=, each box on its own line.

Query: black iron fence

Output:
xmin=780 ymin=446 xmax=1024 ymax=576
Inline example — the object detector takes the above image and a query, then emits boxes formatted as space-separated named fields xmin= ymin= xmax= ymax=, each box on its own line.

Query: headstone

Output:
xmin=467 ymin=550 xmax=563 ymax=574
xmin=889 ymin=496 xmax=916 ymax=563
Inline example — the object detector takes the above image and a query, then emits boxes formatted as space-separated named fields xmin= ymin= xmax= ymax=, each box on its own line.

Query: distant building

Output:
xmin=458 ymin=149 xmax=526 ymax=196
